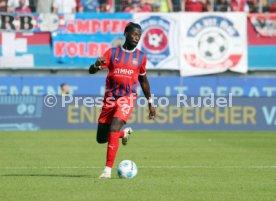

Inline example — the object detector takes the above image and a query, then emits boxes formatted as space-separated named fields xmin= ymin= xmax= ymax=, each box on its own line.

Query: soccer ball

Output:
xmin=198 ymin=31 xmax=228 ymax=61
xmin=117 ymin=160 xmax=138 ymax=179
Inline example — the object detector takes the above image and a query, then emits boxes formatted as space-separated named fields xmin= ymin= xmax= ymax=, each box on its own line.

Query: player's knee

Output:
xmin=110 ymin=118 xmax=124 ymax=132
xmin=110 ymin=124 xmax=120 ymax=132
xmin=96 ymin=123 xmax=110 ymax=143
xmin=96 ymin=130 xmax=108 ymax=144
xmin=96 ymin=136 xmax=108 ymax=144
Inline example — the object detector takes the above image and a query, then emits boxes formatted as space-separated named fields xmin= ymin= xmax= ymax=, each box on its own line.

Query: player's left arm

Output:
xmin=139 ymin=75 xmax=156 ymax=120
xmin=138 ymin=55 xmax=156 ymax=120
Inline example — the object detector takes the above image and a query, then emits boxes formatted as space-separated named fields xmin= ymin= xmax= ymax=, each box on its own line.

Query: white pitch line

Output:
xmin=0 ymin=166 xmax=276 ymax=170
xmin=0 ymin=166 xmax=102 ymax=169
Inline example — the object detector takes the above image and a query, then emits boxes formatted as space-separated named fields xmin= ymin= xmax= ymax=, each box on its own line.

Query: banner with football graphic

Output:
xmin=179 ymin=13 xmax=248 ymax=76
xmin=133 ymin=13 xmax=179 ymax=70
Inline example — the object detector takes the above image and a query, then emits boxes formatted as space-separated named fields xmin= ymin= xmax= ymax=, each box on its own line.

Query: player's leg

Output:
xmin=96 ymin=123 xmax=110 ymax=144
xmin=122 ymin=127 xmax=133 ymax=145
xmin=96 ymin=122 xmax=129 ymax=144
xmin=99 ymin=117 xmax=125 ymax=179
xmin=97 ymin=100 xmax=116 ymax=144
xmin=115 ymin=96 xmax=135 ymax=145
xmin=99 ymin=97 xmax=134 ymax=179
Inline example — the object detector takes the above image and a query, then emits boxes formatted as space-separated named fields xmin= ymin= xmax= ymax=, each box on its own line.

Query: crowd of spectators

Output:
xmin=0 ymin=0 xmax=114 ymax=13
xmin=0 ymin=0 xmax=275 ymax=13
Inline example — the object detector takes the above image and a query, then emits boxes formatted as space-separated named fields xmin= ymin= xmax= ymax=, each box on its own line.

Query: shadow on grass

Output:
xmin=1 ymin=174 xmax=93 ymax=178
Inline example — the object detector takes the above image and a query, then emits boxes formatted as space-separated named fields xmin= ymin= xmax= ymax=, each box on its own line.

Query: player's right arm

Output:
xmin=89 ymin=57 xmax=106 ymax=74
xmin=89 ymin=48 xmax=112 ymax=74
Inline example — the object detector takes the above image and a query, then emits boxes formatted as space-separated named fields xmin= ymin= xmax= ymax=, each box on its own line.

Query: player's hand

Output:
xmin=95 ymin=57 xmax=106 ymax=67
xmin=149 ymin=105 xmax=156 ymax=120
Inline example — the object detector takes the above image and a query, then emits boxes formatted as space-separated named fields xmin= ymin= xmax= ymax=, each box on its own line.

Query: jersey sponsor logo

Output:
xmin=114 ymin=68 xmax=134 ymax=75
xmin=140 ymin=16 xmax=170 ymax=66
xmin=184 ymin=15 xmax=243 ymax=69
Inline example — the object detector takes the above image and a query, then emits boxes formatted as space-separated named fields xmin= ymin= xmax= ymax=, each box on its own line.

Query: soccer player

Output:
xmin=60 ymin=83 xmax=70 ymax=95
xmin=89 ymin=22 xmax=156 ymax=179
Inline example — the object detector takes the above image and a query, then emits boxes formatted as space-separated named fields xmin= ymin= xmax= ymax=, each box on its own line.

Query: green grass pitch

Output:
xmin=0 ymin=130 xmax=275 ymax=201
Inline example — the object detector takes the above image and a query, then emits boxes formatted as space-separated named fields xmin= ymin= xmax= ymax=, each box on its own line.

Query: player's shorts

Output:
xmin=98 ymin=96 xmax=136 ymax=124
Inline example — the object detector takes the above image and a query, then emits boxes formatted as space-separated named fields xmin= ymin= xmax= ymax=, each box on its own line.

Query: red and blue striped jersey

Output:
xmin=100 ymin=46 xmax=147 ymax=99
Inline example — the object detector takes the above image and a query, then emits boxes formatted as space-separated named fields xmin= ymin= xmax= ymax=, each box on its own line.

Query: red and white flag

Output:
xmin=179 ymin=13 xmax=248 ymax=76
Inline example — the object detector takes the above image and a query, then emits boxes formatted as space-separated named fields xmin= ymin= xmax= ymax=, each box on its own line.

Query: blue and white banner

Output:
xmin=133 ymin=13 xmax=179 ymax=70
xmin=179 ymin=13 xmax=248 ymax=76
xmin=52 ymin=13 xmax=131 ymax=65
xmin=52 ymin=34 xmax=113 ymax=65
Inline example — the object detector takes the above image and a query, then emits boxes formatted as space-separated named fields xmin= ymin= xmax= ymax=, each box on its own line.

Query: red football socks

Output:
xmin=119 ymin=130 xmax=124 ymax=138
xmin=106 ymin=131 xmax=121 ymax=168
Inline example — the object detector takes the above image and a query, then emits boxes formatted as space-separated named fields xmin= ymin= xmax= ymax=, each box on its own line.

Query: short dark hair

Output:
xmin=60 ymin=83 xmax=67 ymax=89
xmin=124 ymin=22 xmax=142 ymax=35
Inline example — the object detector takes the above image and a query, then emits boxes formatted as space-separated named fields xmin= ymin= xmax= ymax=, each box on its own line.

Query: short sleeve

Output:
xmin=139 ymin=54 xmax=147 ymax=76
xmin=100 ymin=48 xmax=112 ymax=70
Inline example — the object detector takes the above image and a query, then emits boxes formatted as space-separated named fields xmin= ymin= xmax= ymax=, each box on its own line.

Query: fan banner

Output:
xmin=133 ymin=13 xmax=179 ymax=70
xmin=179 ymin=13 xmax=248 ymax=76
xmin=0 ymin=12 xmax=131 ymax=33
xmin=248 ymin=13 xmax=276 ymax=37
xmin=51 ymin=13 xmax=131 ymax=65
xmin=0 ymin=13 xmax=68 ymax=32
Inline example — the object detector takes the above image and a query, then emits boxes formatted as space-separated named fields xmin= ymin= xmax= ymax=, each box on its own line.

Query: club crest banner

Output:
xmin=179 ymin=13 xmax=248 ymax=76
xmin=133 ymin=13 xmax=179 ymax=70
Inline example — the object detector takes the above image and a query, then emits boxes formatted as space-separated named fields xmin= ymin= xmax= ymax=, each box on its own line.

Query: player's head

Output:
xmin=60 ymin=83 xmax=70 ymax=95
xmin=124 ymin=22 xmax=142 ymax=48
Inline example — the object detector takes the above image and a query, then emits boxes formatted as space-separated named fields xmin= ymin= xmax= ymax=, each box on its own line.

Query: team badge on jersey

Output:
xmin=132 ymin=58 xmax=138 ymax=66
